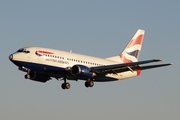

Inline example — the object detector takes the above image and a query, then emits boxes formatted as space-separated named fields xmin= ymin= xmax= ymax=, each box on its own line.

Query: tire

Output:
xmin=65 ymin=83 xmax=70 ymax=89
xmin=61 ymin=83 xmax=66 ymax=89
xmin=89 ymin=81 xmax=94 ymax=87
xmin=85 ymin=81 xmax=89 ymax=87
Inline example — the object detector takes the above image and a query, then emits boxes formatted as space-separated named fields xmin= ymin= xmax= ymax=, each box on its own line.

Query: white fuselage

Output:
xmin=10 ymin=47 xmax=138 ymax=81
xmin=9 ymin=29 xmax=172 ymax=90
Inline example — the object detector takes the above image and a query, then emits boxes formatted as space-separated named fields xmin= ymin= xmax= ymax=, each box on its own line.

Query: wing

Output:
xmin=91 ymin=59 xmax=172 ymax=75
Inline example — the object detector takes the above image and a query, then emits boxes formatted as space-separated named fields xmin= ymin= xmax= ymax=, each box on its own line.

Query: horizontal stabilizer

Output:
xmin=139 ymin=63 xmax=172 ymax=70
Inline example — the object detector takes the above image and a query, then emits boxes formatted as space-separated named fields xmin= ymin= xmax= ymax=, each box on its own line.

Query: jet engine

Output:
xmin=25 ymin=71 xmax=51 ymax=82
xmin=70 ymin=65 xmax=96 ymax=78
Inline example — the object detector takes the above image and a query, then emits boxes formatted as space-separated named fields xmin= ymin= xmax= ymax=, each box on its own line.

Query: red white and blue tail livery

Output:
xmin=120 ymin=29 xmax=144 ymax=63
xmin=9 ymin=29 xmax=172 ymax=90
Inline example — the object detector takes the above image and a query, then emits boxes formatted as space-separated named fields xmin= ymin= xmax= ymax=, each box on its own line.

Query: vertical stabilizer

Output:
xmin=120 ymin=29 xmax=145 ymax=63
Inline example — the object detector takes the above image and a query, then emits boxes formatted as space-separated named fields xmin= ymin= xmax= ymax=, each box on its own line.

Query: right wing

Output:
xmin=91 ymin=59 xmax=172 ymax=75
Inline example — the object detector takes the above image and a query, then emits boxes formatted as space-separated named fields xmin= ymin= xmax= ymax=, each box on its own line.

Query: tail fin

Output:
xmin=120 ymin=29 xmax=145 ymax=63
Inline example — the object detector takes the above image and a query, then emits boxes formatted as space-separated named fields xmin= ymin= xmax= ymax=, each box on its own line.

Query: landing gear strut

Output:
xmin=61 ymin=77 xmax=70 ymax=89
xmin=85 ymin=79 xmax=94 ymax=88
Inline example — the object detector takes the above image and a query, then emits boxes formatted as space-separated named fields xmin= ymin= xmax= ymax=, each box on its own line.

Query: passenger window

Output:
xmin=24 ymin=50 xmax=30 ymax=53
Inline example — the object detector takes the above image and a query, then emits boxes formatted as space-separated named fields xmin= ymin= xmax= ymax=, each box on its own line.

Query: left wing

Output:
xmin=91 ymin=59 xmax=172 ymax=75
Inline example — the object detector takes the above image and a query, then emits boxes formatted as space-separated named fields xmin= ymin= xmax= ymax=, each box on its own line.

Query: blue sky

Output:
xmin=0 ymin=1 xmax=179 ymax=120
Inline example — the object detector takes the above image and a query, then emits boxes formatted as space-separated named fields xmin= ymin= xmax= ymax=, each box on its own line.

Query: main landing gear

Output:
xmin=60 ymin=78 xmax=94 ymax=89
xmin=61 ymin=77 xmax=70 ymax=90
xmin=85 ymin=79 xmax=94 ymax=88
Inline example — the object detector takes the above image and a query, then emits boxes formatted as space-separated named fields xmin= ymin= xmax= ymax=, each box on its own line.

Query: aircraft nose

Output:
xmin=9 ymin=54 xmax=13 ymax=61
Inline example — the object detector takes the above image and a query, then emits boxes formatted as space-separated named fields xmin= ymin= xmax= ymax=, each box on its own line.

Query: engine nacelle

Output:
xmin=70 ymin=65 xmax=96 ymax=78
xmin=25 ymin=71 xmax=51 ymax=83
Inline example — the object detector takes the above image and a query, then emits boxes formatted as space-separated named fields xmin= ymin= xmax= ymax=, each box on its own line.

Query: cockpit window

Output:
xmin=17 ymin=48 xmax=24 ymax=52
xmin=17 ymin=48 xmax=30 ymax=53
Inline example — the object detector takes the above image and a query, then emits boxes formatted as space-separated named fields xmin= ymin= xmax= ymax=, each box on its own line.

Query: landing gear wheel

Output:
xmin=61 ymin=83 xmax=66 ymax=89
xmin=61 ymin=83 xmax=70 ymax=89
xmin=24 ymin=75 xmax=28 ymax=79
xmin=65 ymin=83 xmax=70 ymax=89
xmin=85 ymin=81 xmax=89 ymax=87
xmin=24 ymin=74 xmax=30 ymax=79
xmin=85 ymin=80 xmax=94 ymax=88
xmin=89 ymin=81 xmax=94 ymax=87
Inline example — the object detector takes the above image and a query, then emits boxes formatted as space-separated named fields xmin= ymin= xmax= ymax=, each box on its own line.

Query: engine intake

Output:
xmin=71 ymin=65 xmax=96 ymax=78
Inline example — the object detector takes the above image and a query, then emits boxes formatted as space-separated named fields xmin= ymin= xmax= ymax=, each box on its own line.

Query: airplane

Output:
xmin=9 ymin=29 xmax=172 ymax=90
